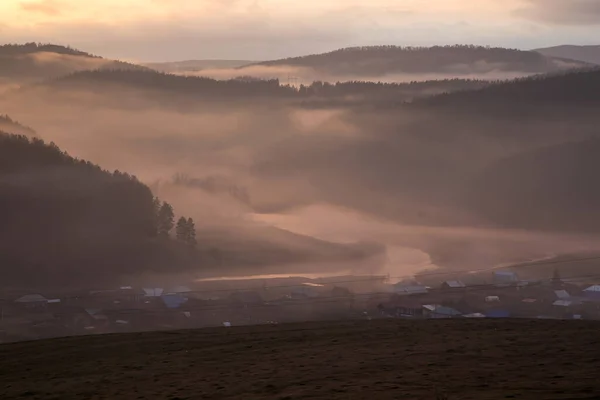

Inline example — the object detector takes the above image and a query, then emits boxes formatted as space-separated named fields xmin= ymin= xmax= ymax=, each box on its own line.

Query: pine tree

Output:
xmin=186 ymin=217 xmax=197 ymax=248
xmin=176 ymin=217 xmax=187 ymax=242
xmin=157 ymin=202 xmax=174 ymax=237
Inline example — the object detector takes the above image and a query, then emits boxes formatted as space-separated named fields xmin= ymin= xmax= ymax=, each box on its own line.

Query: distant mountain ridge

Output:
xmin=535 ymin=45 xmax=600 ymax=65
xmin=0 ymin=42 xmax=147 ymax=85
xmin=247 ymin=45 xmax=589 ymax=76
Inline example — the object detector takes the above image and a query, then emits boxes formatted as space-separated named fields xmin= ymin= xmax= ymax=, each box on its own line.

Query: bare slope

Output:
xmin=1 ymin=319 xmax=599 ymax=399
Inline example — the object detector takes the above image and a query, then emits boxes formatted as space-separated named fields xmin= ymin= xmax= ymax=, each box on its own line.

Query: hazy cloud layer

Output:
xmin=2 ymin=0 xmax=599 ymax=60
xmin=518 ymin=0 xmax=600 ymax=25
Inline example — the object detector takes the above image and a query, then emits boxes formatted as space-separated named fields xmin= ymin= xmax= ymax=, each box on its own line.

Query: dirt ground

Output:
xmin=1 ymin=319 xmax=599 ymax=400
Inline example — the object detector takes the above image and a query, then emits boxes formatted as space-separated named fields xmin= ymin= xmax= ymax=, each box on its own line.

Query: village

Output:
xmin=2 ymin=268 xmax=600 ymax=343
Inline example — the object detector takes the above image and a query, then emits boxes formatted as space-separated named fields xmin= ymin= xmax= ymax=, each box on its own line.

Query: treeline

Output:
xmin=254 ymin=45 xmax=574 ymax=75
xmin=296 ymin=79 xmax=489 ymax=97
xmin=52 ymin=69 xmax=295 ymax=98
xmin=0 ymin=115 xmax=37 ymax=136
xmin=414 ymin=67 xmax=600 ymax=111
xmin=43 ymin=69 xmax=489 ymax=103
xmin=0 ymin=132 xmax=197 ymax=287
xmin=0 ymin=43 xmax=96 ymax=58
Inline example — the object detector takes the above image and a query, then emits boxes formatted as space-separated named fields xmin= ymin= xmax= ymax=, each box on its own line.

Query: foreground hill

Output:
xmin=0 ymin=43 xmax=145 ymax=86
xmin=535 ymin=45 xmax=600 ymax=65
xmin=249 ymin=45 xmax=588 ymax=77
xmin=1 ymin=319 xmax=598 ymax=399
xmin=0 ymin=131 xmax=193 ymax=288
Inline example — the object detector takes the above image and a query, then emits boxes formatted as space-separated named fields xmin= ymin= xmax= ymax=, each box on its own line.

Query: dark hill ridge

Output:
xmin=0 ymin=43 xmax=147 ymax=85
xmin=467 ymin=137 xmax=600 ymax=233
xmin=249 ymin=45 xmax=588 ymax=76
xmin=0 ymin=43 xmax=95 ymax=58
xmin=412 ymin=67 xmax=600 ymax=111
xmin=22 ymin=69 xmax=490 ymax=104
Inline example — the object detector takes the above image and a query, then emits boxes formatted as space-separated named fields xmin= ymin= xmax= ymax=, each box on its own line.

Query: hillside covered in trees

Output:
xmin=467 ymin=137 xmax=600 ymax=233
xmin=11 ymin=68 xmax=490 ymax=109
xmin=0 ymin=131 xmax=200 ymax=288
xmin=0 ymin=43 xmax=146 ymax=85
xmin=0 ymin=115 xmax=36 ymax=137
xmin=249 ymin=45 xmax=588 ymax=77
xmin=413 ymin=68 xmax=600 ymax=113
xmin=0 ymin=130 xmax=382 ymax=288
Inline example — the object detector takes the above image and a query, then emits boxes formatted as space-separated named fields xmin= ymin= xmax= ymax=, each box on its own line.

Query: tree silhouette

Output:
xmin=157 ymin=202 xmax=174 ymax=237
xmin=186 ymin=217 xmax=197 ymax=248
xmin=176 ymin=216 xmax=188 ymax=243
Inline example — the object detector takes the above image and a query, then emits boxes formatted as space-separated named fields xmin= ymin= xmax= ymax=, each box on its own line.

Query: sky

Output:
xmin=1 ymin=0 xmax=600 ymax=61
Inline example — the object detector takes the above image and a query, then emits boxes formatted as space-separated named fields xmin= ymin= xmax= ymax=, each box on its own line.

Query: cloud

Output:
xmin=517 ymin=0 xmax=600 ymax=25
xmin=20 ymin=0 xmax=62 ymax=16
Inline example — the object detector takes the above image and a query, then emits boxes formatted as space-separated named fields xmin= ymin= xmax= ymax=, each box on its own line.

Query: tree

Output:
xmin=157 ymin=201 xmax=174 ymax=237
xmin=176 ymin=217 xmax=188 ymax=242
xmin=186 ymin=217 xmax=197 ymax=248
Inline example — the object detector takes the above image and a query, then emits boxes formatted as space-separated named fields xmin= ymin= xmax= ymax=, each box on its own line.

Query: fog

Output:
xmin=180 ymin=64 xmax=541 ymax=85
xmin=3 ymin=76 xmax=600 ymax=283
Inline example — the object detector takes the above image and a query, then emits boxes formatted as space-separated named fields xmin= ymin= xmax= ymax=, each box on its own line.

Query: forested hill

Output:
xmin=47 ymin=69 xmax=291 ymax=98
xmin=0 ymin=132 xmax=194 ymax=288
xmin=0 ymin=43 xmax=146 ymax=84
xmin=467 ymin=137 xmax=600 ymax=233
xmin=412 ymin=68 xmax=600 ymax=112
xmin=23 ymin=69 xmax=488 ymax=107
xmin=249 ymin=45 xmax=588 ymax=76
xmin=0 ymin=43 xmax=96 ymax=58
xmin=0 ymin=115 xmax=36 ymax=137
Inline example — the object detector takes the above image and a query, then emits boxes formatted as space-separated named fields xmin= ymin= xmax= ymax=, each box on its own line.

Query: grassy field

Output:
xmin=1 ymin=319 xmax=599 ymax=400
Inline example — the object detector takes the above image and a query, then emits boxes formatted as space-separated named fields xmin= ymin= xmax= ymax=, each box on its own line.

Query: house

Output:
xmin=161 ymin=294 xmax=188 ymax=309
xmin=441 ymin=280 xmax=466 ymax=290
xmin=422 ymin=304 xmax=462 ymax=319
xmin=291 ymin=285 xmax=320 ymax=299
xmin=485 ymin=296 xmax=500 ymax=303
xmin=143 ymin=288 xmax=164 ymax=297
xmin=463 ymin=313 xmax=486 ymax=318
xmin=15 ymin=294 xmax=48 ymax=309
xmin=554 ymin=290 xmax=570 ymax=300
xmin=393 ymin=282 xmax=428 ymax=296
xmin=167 ymin=286 xmax=192 ymax=295
xmin=493 ymin=271 xmax=519 ymax=286
xmin=583 ymin=285 xmax=600 ymax=299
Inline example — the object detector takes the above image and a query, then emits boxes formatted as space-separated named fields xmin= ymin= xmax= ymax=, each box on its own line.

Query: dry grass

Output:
xmin=1 ymin=319 xmax=599 ymax=399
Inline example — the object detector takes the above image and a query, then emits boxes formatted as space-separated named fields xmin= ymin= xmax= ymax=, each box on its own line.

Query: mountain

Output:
xmin=412 ymin=68 xmax=600 ymax=113
xmin=145 ymin=60 xmax=255 ymax=74
xmin=535 ymin=45 xmax=600 ymax=65
xmin=247 ymin=45 xmax=589 ymax=77
xmin=0 ymin=43 xmax=146 ymax=86
xmin=467 ymin=137 xmax=600 ymax=233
